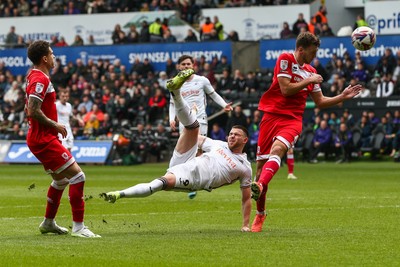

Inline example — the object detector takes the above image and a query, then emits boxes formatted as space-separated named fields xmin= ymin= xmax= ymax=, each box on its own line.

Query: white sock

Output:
xmin=256 ymin=211 xmax=266 ymax=215
xmin=121 ymin=179 xmax=165 ymax=198
xmin=73 ymin=221 xmax=84 ymax=232
xmin=170 ymin=88 xmax=183 ymax=107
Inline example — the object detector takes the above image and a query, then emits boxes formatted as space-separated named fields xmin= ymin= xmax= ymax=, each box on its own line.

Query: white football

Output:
xmin=351 ymin=26 xmax=376 ymax=51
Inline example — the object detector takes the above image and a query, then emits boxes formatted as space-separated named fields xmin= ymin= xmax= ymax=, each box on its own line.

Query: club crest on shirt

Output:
xmin=280 ymin=60 xmax=288 ymax=70
xmin=35 ymin=83 xmax=44 ymax=93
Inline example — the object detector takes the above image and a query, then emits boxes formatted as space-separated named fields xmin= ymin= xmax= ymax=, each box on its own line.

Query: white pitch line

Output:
xmin=0 ymin=205 xmax=399 ymax=221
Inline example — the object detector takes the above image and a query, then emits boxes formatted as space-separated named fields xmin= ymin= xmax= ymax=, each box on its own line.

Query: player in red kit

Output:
xmin=25 ymin=40 xmax=100 ymax=238
xmin=250 ymin=32 xmax=362 ymax=232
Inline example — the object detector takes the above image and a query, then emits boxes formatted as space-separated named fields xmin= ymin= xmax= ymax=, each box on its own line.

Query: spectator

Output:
xmin=376 ymin=74 xmax=394 ymax=97
xmin=213 ymin=16 xmax=224 ymax=40
xmin=64 ymin=1 xmax=80 ymax=14
xmin=55 ymin=36 xmax=68 ymax=47
xmin=87 ymin=35 xmax=96 ymax=45
xmin=184 ymin=29 xmax=198 ymax=42
xmin=165 ymin=58 xmax=177 ymax=77
xmin=5 ymin=26 xmax=19 ymax=48
xmin=280 ymin=22 xmax=294 ymax=39
xmin=226 ymin=30 xmax=239 ymax=41
xmin=126 ymin=25 xmax=139 ymax=43
xmin=292 ymin=13 xmax=309 ymax=36
xmin=334 ymin=122 xmax=353 ymax=163
xmin=248 ymin=110 xmax=261 ymax=160
xmin=354 ymin=14 xmax=368 ymax=30
xmin=225 ymin=105 xmax=248 ymax=134
xmin=375 ymin=48 xmax=396 ymax=76
xmin=163 ymin=29 xmax=177 ymax=43
xmin=84 ymin=114 xmax=99 ymax=137
xmin=312 ymin=58 xmax=329 ymax=81
xmin=149 ymin=18 xmax=164 ymax=43
xmin=312 ymin=5 xmax=328 ymax=25
xmin=309 ymin=120 xmax=332 ymax=163
xmin=320 ymin=23 xmax=334 ymax=37
xmin=83 ymin=104 xmax=105 ymax=123
xmin=139 ymin=20 xmax=150 ymax=43
xmin=200 ymin=17 xmax=214 ymax=41
xmin=210 ymin=122 xmax=226 ymax=141
xmin=352 ymin=62 xmax=369 ymax=84
xmin=148 ymin=88 xmax=167 ymax=123
xmin=71 ymin=35 xmax=84 ymax=46
xmin=214 ymin=55 xmax=231 ymax=76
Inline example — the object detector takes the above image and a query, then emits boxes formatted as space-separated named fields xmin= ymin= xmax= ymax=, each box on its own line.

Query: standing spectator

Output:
xmin=312 ymin=5 xmax=328 ymax=25
xmin=64 ymin=1 xmax=80 ymax=14
xmin=5 ymin=26 xmax=19 ymax=48
xmin=213 ymin=16 xmax=224 ymax=40
xmin=353 ymin=14 xmax=368 ymax=30
xmin=163 ymin=29 xmax=177 ymax=43
xmin=292 ymin=13 xmax=309 ymax=36
xmin=139 ymin=20 xmax=150 ymax=43
xmin=149 ymin=18 xmax=164 ymax=43
xmin=200 ymin=17 xmax=214 ymax=41
xmin=25 ymin=40 xmax=100 ymax=238
xmin=280 ymin=22 xmax=294 ymax=39
xmin=112 ymin=24 xmax=124 ymax=44
xmin=226 ymin=30 xmax=239 ymax=41
xmin=320 ymin=23 xmax=334 ymax=37
xmin=87 ymin=35 xmax=96 ymax=45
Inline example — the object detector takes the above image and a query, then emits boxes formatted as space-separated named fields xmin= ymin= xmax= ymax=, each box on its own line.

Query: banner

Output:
xmin=0 ymin=11 xmax=197 ymax=46
xmin=0 ymin=140 xmax=11 ymax=162
xmin=202 ymin=5 xmax=310 ymax=41
xmin=260 ymin=35 xmax=400 ymax=69
xmin=4 ymin=140 xmax=113 ymax=164
xmin=365 ymin=1 xmax=400 ymax=34
xmin=0 ymin=41 xmax=232 ymax=75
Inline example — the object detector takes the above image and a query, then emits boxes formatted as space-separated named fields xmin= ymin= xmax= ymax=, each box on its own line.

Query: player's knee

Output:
xmin=51 ymin=178 xmax=69 ymax=190
xmin=184 ymin=120 xmax=199 ymax=130
xmin=69 ymin=171 xmax=86 ymax=184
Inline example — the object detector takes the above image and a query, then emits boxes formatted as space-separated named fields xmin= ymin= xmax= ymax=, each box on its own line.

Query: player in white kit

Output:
xmin=102 ymin=69 xmax=252 ymax=232
xmin=56 ymin=90 xmax=73 ymax=151
xmin=169 ymin=55 xmax=232 ymax=199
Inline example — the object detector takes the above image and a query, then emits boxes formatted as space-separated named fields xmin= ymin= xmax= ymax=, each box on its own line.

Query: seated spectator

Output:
xmin=163 ymin=29 xmax=177 ymax=43
xmin=351 ymin=62 xmax=369 ymax=84
xmin=184 ymin=29 xmax=198 ymax=42
xmin=376 ymin=74 xmax=394 ymax=97
xmin=148 ymin=88 xmax=167 ymax=123
xmin=225 ymin=30 xmax=239 ymax=41
xmin=64 ymin=1 xmax=81 ymax=14
xmin=310 ymin=120 xmax=332 ymax=163
xmin=334 ymin=122 xmax=353 ymax=163
xmin=214 ymin=55 xmax=231 ymax=76
xmin=358 ymin=115 xmax=372 ymax=148
xmin=210 ymin=123 xmax=226 ymax=141
xmin=84 ymin=114 xmax=99 ymax=137
xmin=83 ymin=104 xmax=105 ymax=123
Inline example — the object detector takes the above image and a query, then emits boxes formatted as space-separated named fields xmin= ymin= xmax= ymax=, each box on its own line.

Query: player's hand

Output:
xmin=56 ymin=123 xmax=67 ymax=138
xmin=342 ymin=84 xmax=363 ymax=99
xmin=224 ymin=102 xmax=233 ymax=112
xmin=309 ymin=73 xmax=323 ymax=84
xmin=241 ymin=226 xmax=250 ymax=232
xmin=170 ymin=120 xmax=176 ymax=131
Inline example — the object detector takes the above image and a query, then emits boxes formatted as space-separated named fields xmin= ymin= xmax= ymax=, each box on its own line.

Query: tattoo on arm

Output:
xmin=28 ymin=97 xmax=57 ymax=128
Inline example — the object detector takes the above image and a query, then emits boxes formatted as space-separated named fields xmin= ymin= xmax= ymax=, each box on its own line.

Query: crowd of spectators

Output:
xmin=1 ymin=42 xmax=400 ymax=162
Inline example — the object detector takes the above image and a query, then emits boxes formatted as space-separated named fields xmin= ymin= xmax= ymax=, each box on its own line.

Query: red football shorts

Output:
xmin=28 ymin=138 xmax=75 ymax=174
xmin=256 ymin=113 xmax=302 ymax=161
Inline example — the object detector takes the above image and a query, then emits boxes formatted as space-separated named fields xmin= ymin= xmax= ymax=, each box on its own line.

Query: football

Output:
xmin=351 ymin=26 xmax=376 ymax=51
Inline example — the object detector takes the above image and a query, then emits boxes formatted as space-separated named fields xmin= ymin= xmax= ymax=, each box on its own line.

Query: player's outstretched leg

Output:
xmin=166 ymin=69 xmax=194 ymax=91
xmin=39 ymin=220 xmax=69 ymax=235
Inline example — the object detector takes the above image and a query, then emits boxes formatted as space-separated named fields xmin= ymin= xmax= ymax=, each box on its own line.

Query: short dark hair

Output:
xmin=178 ymin=55 xmax=194 ymax=64
xmin=232 ymin=125 xmax=249 ymax=138
xmin=27 ymin=40 xmax=50 ymax=65
xmin=296 ymin=32 xmax=320 ymax=49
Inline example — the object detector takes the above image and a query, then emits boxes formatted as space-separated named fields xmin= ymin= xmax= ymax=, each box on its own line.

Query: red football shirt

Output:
xmin=258 ymin=53 xmax=321 ymax=121
xmin=25 ymin=69 xmax=58 ymax=145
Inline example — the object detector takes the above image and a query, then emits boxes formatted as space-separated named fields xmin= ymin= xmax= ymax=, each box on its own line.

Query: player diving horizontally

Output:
xmin=101 ymin=69 xmax=253 ymax=232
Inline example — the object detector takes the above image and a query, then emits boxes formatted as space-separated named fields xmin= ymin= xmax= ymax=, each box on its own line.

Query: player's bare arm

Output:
xmin=241 ymin=186 xmax=252 ymax=232
xmin=28 ymin=96 xmax=67 ymax=138
xmin=278 ymin=73 xmax=323 ymax=97
xmin=224 ymin=102 xmax=233 ymax=112
xmin=311 ymin=84 xmax=362 ymax=109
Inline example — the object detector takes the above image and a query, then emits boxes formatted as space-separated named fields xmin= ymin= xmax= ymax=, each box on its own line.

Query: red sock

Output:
xmin=287 ymin=154 xmax=294 ymax=174
xmin=69 ymin=182 xmax=85 ymax=222
xmin=256 ymin=186 xmax=268 ymax=212
xmin=45 ymin=185 xmax=64 ymax=219
xmin=258 ymin=156 xmax=281 ymax=187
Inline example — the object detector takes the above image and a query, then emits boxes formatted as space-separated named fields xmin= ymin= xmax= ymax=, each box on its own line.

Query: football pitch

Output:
xmin=0 ymin=162 xmax=399 ymax=266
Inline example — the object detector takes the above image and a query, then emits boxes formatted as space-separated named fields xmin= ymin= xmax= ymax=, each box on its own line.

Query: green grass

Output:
xmin=0 ymin=162 xmax=399 ymax=266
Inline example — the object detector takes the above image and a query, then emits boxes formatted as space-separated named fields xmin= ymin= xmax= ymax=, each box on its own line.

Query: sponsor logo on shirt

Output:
xmin=181 ymin=89 xmax=200 ymax=97
xmin=216 ymin=148 xmax=236 ymax=169
xmin=292 ymin=64 xmax=299 ymax=72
